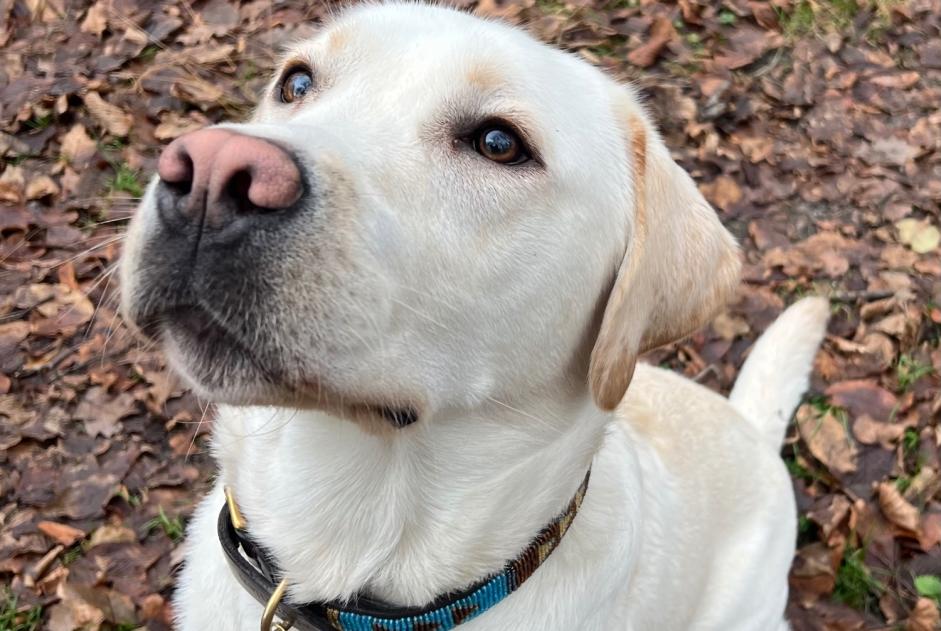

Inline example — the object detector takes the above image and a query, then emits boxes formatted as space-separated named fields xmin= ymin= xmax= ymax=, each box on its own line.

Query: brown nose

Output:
xmin=157 ymin=129 xmax=302 ymax=224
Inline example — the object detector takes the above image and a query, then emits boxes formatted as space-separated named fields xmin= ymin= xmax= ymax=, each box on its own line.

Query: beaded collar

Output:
xmin=218 ymin=470 xmax=591 ymax=630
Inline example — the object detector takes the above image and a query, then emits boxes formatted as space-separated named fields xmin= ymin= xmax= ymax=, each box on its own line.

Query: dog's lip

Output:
xmin=142 ymin=305 xmax=423 ymax=427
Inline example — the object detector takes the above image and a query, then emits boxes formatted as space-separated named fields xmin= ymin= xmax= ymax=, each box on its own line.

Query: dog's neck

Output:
xmin=213 ymin=384 xmax=612 ymax=608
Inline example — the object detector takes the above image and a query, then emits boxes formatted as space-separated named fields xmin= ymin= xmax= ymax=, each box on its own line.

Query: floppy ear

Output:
xmin=589 ymin=100 xmax=741 ymax=411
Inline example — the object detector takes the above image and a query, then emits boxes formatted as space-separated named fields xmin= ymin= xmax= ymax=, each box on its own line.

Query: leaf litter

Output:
xmin=1 ymin=0 xmax=939 ymax=629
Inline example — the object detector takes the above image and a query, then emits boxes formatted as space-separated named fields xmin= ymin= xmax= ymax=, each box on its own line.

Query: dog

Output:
xmin=119 ymin=4 xmax=830 ymax=630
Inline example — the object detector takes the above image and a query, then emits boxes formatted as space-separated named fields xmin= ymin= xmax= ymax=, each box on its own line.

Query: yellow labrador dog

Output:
xmin=120 ymin=4 xmax=829 ymax=630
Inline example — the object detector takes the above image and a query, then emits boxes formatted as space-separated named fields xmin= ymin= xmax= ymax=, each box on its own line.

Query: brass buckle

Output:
xmin=224 ymin=486 xmax=247 ymax=531
xmin=261 ymin=578 xmax=294 ymax=631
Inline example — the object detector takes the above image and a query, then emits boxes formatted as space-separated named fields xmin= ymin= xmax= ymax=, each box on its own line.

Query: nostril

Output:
xmin=225 ymin=170 xmax=254 ymax=213
xmin=167 ymin=152 xmax=194 ymax=196
xmin=158 ymin=145 xmax=195 ymax=196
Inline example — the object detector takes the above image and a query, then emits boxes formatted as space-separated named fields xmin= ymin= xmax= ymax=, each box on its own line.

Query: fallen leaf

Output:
xmin=0 ymin=164 xmax=25 ymax=203
xmin=60 ymin=124 xmax=98 ymax=168
xmin=897 ymin=218 xmax=940 ymax=254
xmin=797 ymin=404 xmax=858 ymax=475
xmin=80 ymin=1 xmax=108 ymax=36
xmin=37 ymin=521 xmax=85 ymax=546
xmin=906 ymin=597 xmax=940 ymax=631
xmin=878 ymin=482 xmax=920 ymax=532
xmin=83 ymin=92 xmax=132 ymax=137
xmin=826 ymin=380 xmax=899 ymax=423
xmin=712 ymin=311 xmax=750 ymax=341
xmin=852 ymin=415 xmax=908 ymax=448
xmin=700 ymin=175 xmax=743 ymax=211
xmin=865 ymin=137 xmax=920 ymax=166
xmin=627 ymin=17 xmax=675 ymax=68
xmin=25 ymin=174 xmax=60 ymax=200
xmin=88 ymin=524 xmax=137 ymax=547
xmin=74 ymin=387 xmax=138 ymax=438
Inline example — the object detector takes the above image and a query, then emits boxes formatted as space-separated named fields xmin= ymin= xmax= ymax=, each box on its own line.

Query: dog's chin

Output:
xmin=154 ymin=307 xmax=422 ymax=429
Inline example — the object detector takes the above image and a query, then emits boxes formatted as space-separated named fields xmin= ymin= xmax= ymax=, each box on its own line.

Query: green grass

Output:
xmin=61 ymin=543 xmax=84 ymax=565
xmin=138 ymin=45 xmax=159 ymax=62
xmin=896 ymin=354 xmax=933 ymax=392
xmin=143 ymin=507 xmax=185 ymax=542
xmin=587 ymin=41 xmax=622 ymax=57
xmin=778 ymin=0 xmax=903 ymax=39
xmin=534 ymin=0 xmax=571 ymax=15
xmin=779 ymin=0 xmax=858 ymax=37
xmin=893 ymin=475 xmax=912 ymax=493
xmin=238 ymin=60 xmax=259 ymax=86
xmin=784 ymin=444 xmax=827 ymax=484
xmin=0 ymin=591 xmax=42 ymax=631
xmin=109 ymin=163 xmax=145 ymax=198
xmin=902 ymin=427 xmax=920 ymax=459
xmin=23 ymin=114 xmax=53 ymax=132
xmin=834 ymin=545 xmax=883 ymax=612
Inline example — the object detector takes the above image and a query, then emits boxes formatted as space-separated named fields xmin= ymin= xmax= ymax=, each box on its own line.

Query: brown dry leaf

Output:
xmin=873 ymin=312 xmax=911 ymax=339
xmin=877 ymin=482 xmax=920 ymax=532
xmin=865 ymin=137 xmax=921 ymax=167
xmin=906 ymin=598 xmax=940 ymax=631
xmin=170 ymin=75 xmax=227 ymax=110
xmin=37 ymin=521 xmax=85 ymax=546
xmin=868 ymin=72 xmax=920 ymax=89
xmin=712 ymin=312 xmax=750 ymax=341
xmin=763 ymin=231 xmax=859 ymax=278
xmin=80 ymin=1 xmax=108 ymax=36
xmin=796 ymin=404 xmax=858 ymax=475
xmin=60 ymin=124 xmax=98 ymax=168
xmin=47 ymin=581 xmax=106 ymax=631
xmin=184 ymin=43 xmax=236 ymax=65
xmin=88 ymin=524 xmax=137 ymax=547
xmin=627 ymin=17 xmax=675 ymax=68
xmin=154 ymin=111 xmax=209 ymax=141
xmin=23 ymin=284 xmax=95 ymax=335
xmin=852 ymin=415 xmax=908 ymax=448
xmin=789 ymin=541 xmax=837 ymax=600
xmin=74 ymin=387 xmax=138 ymax=438
xmin=83 ymin=92 xmax=131 ymax=137
xmin=0 ymin=164 xmax=25 ymax=203
xmin=919 ymin=513 xmax=941 ymax=551
xmin=714 ymin=26 xmax=782 ymax=69
xmin=826 ymin=380 xmax=899 ymax=423
xmin=700 ymin=175 xmax=743 ymax=211
xmin=25 ymin=174 xmax=60 ymax=200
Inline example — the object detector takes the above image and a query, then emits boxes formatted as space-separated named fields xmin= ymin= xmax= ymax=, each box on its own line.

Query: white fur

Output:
xmin=118 ymin=5 xmax=831 ymax=630
xmin=730 ymin=297 xmax=831 ymax=447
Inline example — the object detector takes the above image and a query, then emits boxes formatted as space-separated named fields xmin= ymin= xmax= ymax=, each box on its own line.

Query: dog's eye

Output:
xmin=279 ymin=67 xmax=314 ymax=104
xmin=472 ymin=125 xmax=530 ymax=165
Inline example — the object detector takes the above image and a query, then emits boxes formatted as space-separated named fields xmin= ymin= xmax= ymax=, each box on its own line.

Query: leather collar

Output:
xmin=218 ymin=470 xmax=591 ymax=630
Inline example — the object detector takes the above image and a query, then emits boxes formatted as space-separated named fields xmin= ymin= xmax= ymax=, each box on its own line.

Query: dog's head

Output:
xmin=120 ymin=3 xmax=739 ymax=426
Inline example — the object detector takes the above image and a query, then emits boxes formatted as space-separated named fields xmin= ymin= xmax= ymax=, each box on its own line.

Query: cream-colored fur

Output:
xmin=119 ymin=4 xmax=830 ymax=630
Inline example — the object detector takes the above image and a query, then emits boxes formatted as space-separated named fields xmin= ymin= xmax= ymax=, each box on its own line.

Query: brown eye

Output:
xmin=472 ymin=125 xmax=530 ymax=165
xmin=279 ymin=67 xmax=314 ymax=103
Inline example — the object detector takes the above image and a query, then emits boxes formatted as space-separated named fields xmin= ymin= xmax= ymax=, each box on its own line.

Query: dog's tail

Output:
xmin=729 ymin=297 xmax=830 ymax=448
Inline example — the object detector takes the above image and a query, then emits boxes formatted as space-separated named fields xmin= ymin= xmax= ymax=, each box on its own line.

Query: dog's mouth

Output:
xmin=137 ymin=305 xmax=421 ymax=427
